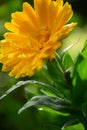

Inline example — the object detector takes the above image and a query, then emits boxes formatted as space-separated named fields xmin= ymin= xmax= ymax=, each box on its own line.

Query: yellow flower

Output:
xmin=0 ymin=0 xmax=77 ymax=78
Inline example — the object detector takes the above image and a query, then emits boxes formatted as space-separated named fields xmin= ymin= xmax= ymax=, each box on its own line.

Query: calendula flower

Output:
xmin=0 ymin=0 xmax=77 ymax=78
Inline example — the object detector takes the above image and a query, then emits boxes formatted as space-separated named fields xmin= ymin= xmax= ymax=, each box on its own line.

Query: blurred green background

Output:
xmin=0 ymin=0 xmax=87 ymax=130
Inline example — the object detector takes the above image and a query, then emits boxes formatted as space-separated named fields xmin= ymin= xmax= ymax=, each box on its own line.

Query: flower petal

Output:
xmin=48 ymin=1 xmax=58 ymax=29
xmin=57 ymin=0 xmax=63 ymax=7
xmin=23 ymin=2 xmax=39 ymax=26
xmin=34 ymin=0 xmax=51 ymax=26
xmin=51 ymin=22 xmax=77 ymax=42
xmin=5 ymin=22 xmax=19 ymax=32
xmin=56 ymin=2 xmax=73 ymax=30
xmin=4 ymin=33 xmax=31 ymax=47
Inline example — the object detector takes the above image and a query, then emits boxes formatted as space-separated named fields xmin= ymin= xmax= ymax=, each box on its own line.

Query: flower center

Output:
xmin=35 ymin=26 xmax=50 ymax=49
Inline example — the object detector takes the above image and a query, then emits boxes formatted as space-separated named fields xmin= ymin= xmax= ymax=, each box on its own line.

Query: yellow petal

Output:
xmin=4 ymin=33 xmax=31 ymax=47
xmin=59 ymin=23 xmax=77 ymax=39
xmin=57 ymin=0 xmax=63 ymax=7
xmin=48 ymin=1 xmax=58 ymax=29
xmin=23 ymin=2 xmax=38 ymax=26
xmin=9 ymin=60 xmax=25 ymax=78
xmin=5 ymin=22 xmax=19 ymax=32
xmin=52 ymin=22 xmax=77 ymax=42
xmin=56 ymin=2 xmax=73 ymax=30
xmin=12 ymin=12 xmax=37 ymax=35
xmin=34 ymin=0 xmax=51 ymax=26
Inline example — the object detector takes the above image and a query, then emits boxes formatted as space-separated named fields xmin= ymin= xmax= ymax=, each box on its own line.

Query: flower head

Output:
xmin=0 ymin=0 xmax=77 ymax=78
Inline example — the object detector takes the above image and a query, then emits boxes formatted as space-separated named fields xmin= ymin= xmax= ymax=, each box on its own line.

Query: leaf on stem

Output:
xmin=0 ymin=80 xmax=59 ymax=99
xmin=18 ymin=96 xmax=71 ymax=114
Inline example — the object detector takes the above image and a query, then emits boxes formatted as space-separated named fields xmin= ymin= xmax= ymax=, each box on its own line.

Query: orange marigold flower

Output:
xmin=0 ymin=0 xmax=77 ymax=78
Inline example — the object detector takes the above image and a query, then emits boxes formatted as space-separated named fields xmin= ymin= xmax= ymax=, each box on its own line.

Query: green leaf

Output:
xmin=18 ymin=96 xmax=72 ymax=114
xmin=62 ymin=52 xmax=74 ymax=71
xmin=71 ymin=40 xmax=87 ymax=108
xmin=62 ymin=119 xmax=79 ymax=130
xmin=47 ymin=58 xmax=66 ymax=85
xmin=47 ymin=56 xmax=71 ymax=99
xmin=82 ymin=39 xmax=87 ymax=53
xmin=0 ymin=80 xmax=60 ymax=100
xmin=63 ymin=123 xmax=84 ymax=130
